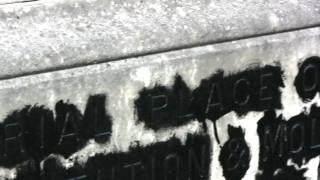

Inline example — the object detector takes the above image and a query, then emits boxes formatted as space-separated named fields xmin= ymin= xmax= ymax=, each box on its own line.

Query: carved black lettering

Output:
xmin=22 ymin=107 xmax=55 ymax=154
xmin=151 ymin=94 xmax=168 ymax=120
xmin=310 ymin=117 xmax=320 ymax=150
xmin=303 ymin=64 xmax=318 ymax=92
xmin=219 ymin=125 xmax=250 ymax=180
xmin=96 ymin=168 xmax=116 ymax=180
xmin=135 ymin=75 xmax=194 ymax=130
xmin=15 ymin=159 xmax=37 ymax=180
xmin=164 ymin=154 xmax=180 ymax=180
xmin=233 ymin=78 xmax=250 ymax=106
xmin=18 ymin=106 xmax=56 ymax=179
xmin=294 ymin=56 xmax=320 ymax=101
xmin=58 ymin=113 xmax=79 ymax=145
xmin=41 ymin=155 xmax=66 ymax=180
xmin=151 ymin=95 xmax=168 ymax=111
xmin=135 ymin=65 xmax=284 ymax=131
xmin=263 ymin=124 xmax=287 ymax=160
xmin=0 ymin=64 xmax=286 ymax=179
xmin=205 ymin=82 xmax=224 ymax=113
xmin=259 ymin=72 xmax=274 ymax=109
xmin=290 ymin=122 xmax=305 ymax=154
xmin=257 ymin=110 xmax=289 ymax=180
xmin=42 ymin=134 xmax=210 ymax=180
xmin=226 ymin=139 xmax=245 ymax=170
xmin=0 ymin=94 xmax=114 ymax=179
xmin=4 ymin=122 xmax=24 ymax=157
xmin=256 ymin=105 xmax=320 ymax=179
xmin=67 ymin=175 xmax=87 ymax=180
xmin=188 ymin=145 xmax=207 ymax=179
xmin=0 ymin=108 xmax=31 ymax=166
xmin=124 ymin=162 xmax=146 ymax=180
xmin=82 ymin=94 xmax=112 ymax=143
xmin=192 ymin=65 xmax=284 ymax=123
xmin=174 ymin=76 xmax=194 ymax=121
xmin=55 ymin=101 xmax=83 ymax=157
xmin=150 ymin=155 xmax=156 ymax=180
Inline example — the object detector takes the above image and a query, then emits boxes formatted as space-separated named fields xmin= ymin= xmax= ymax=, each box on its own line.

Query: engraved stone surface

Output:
xmin=0 ymin=27 xmax=320 ymax=179
xmin=0 ymin=0 xmax=319 ymax=78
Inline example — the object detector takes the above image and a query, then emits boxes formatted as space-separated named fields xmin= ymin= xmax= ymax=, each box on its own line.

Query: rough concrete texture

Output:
xmin=0 ymin=27 xmax=319 ymax=179
xmin=0 ymin=0 xmax=319 ymax=78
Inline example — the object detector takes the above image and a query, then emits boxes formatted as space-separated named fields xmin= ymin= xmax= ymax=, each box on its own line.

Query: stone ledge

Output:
xmin=0 ymin=0 xmax=319 ymax=78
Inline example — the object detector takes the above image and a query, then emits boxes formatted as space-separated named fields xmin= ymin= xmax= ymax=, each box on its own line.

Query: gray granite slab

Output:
xmin=0 ymin=27 xmax=319 ymax=179
xmin=0 ymin=0 xmax=319 ymax=78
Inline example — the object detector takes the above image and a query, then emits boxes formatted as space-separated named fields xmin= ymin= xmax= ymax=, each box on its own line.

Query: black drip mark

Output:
xmin=41 ymin=134 xmax=211 ymax=180
xmin=219 ymin=125 xmax=250 ymax=180
xmin=213 ymin=121 xmax=221 ymax=145
xmin=256 ymin=104 xmax=320 ymax=180
xmin=294 ymin=56 xmax=320 ymax=102
xmin=0 ymin=94 xmax=112 ymax=179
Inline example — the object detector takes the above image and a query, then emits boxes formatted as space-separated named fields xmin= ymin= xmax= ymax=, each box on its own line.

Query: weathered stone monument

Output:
xmin=0 ymin=0 xmax=320 ymax=179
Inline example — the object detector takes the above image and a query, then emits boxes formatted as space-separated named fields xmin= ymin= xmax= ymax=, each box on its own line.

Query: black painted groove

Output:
xmin=0 ymin=24 xmax=320 ymax=81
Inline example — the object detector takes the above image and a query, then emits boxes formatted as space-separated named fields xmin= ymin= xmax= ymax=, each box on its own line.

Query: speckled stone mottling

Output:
xmin=0 ymin=0 xmax=318 ymax=77
xmin=0 ymin=27 xmax=319 ymax=179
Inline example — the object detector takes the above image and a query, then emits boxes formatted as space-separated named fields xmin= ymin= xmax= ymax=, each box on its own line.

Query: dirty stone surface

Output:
xmin=0 ymin=27 xmax=319 ymax=179
xmin=0 ymin=0 xmax=319 ymax=78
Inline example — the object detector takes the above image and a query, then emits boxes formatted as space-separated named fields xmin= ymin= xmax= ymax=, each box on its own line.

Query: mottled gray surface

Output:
xmin=0 ymin=0 xmax=319 ymax=78
xmin=0 ymin=0 xmax=37 ymax=5
xmin=0 ymin=27 xmax=320 ymax=179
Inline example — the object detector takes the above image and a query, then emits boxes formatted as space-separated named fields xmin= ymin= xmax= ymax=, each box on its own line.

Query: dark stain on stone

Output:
xmin=294 ymin=56 xmax=320 ymax=102
xmin=54 ymin=100 xmax=84 ymax=158
xmin=135 ymin=65 xmax=284 ymax=131
xmin=41 ymin=133 xmax=211 ymax=180
xmin=135 ymin=75 xmax=194 ymax=130
xmin=0 ymin=63 xmax=287 ymax=179
xmin=41 ymin=155 xmax=67 ymax=180
xmin=15 ymin=159 xmax=38 ymax=180
xmin=192 ymin=65 xmax=284 ymax=123
xmin=256 ymin=165 xmax=307 ymax=180
xmin=0 ymin=94 xmax=113 ymax=179
xmin=219 ymin=125 xmax=250 ymax=180
xmin=81 ymin=95 xmax=112 ymax=143
xmin=256 ymin=104 xmax=320 ymax=180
